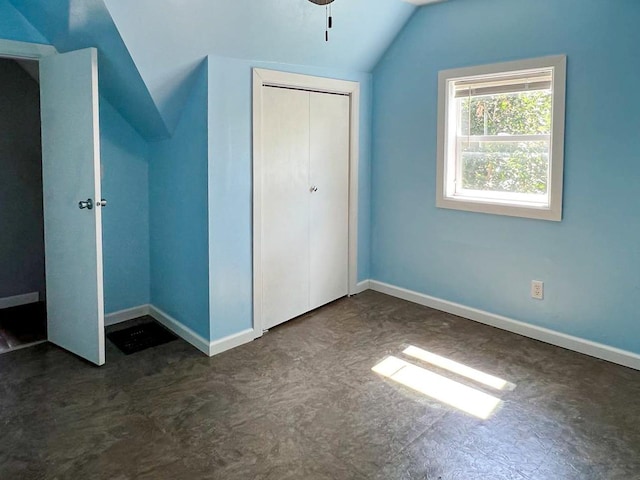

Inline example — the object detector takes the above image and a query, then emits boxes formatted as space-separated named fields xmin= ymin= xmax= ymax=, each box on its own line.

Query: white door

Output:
xmin=309 ymin=92 xmax=350 ymax=310
xmin=261 ymin=86 xmax=350 ymax=330
xmin=40 ymin=48 xmax=105 ymax=366
xmin=262 ymin=87 xmax=311 ymax=329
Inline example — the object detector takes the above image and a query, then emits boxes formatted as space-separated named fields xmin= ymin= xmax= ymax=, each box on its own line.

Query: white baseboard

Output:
xmin=0 ymin=292 xmax=39 ymax=310
xmin=209 ymin=328 xmax=255 ymax=356
xmin=352 ymin=280 xmax=371 ymax=295
xmin=149 ymin=306 xmax=254 ymax=357
xmin=148 ymin=305 xmax=211 ymax=356
xmin=106 ymin=303 xmax=255 ymax=358
xmin=367 ymin=280 xmax=640 ymax=372
xmin=105 ymin=304 xmax=150 ymax=326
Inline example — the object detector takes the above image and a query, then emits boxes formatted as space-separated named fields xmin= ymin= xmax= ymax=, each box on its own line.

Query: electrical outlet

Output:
xmin=531 ymin=280 xmax=544 ymax=300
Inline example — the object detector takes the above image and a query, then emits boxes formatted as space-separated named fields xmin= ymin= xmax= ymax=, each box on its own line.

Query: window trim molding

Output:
xmin=436 ymin=55 xmax=567 ymax=222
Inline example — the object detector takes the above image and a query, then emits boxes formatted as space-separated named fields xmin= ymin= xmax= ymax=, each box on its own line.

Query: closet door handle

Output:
xmin=310 ymin=186 xmax=318 ymax=193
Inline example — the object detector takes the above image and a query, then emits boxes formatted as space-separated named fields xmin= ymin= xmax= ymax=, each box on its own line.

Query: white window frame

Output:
xmin=436 ymin=55 xmax=567 ymax=221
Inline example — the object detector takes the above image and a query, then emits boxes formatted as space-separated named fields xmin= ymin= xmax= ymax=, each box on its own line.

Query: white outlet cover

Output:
xmin=531 ymin=281 xmax=544 ymax=300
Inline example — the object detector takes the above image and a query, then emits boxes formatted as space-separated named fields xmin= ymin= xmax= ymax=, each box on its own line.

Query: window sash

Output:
xmin=452 ymin=135 xmax=551 ymax=206
xmin=456 ymin=134 xmax=551 ymax=143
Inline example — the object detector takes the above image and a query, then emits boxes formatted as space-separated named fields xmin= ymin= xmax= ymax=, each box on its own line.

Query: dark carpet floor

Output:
xmin=1 ymin=291 xmax=639 ymax=479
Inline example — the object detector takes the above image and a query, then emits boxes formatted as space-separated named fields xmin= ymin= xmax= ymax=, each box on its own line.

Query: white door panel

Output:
xmin=40 ymin=48 xmax=105 ymax=365
xmin=309 ymin=92 xmax=350 ymax=310
xmin=262 ymin=87 xmax=310 ymax=330
xmin=260 ymin=86 xmax=350 ymax=330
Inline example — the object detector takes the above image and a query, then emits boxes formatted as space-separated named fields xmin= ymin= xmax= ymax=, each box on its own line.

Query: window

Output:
xmin=436 ymin=56 xmax=566 ymax=221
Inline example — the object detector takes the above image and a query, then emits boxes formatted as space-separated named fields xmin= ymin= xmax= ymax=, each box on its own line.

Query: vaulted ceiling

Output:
xmin=0 ymin=0 xmax=46 ymax=44
xmin=8 ymin=0 xmax=169 ymax=138
xmin=8 ymin=0 xmax=418 ymax=139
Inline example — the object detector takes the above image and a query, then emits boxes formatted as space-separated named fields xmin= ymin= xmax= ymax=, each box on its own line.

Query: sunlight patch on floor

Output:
xmin=403 ymin=345 xmax=515 ymax=391
xmin=372 ymin=356 xmax=502 ymax=419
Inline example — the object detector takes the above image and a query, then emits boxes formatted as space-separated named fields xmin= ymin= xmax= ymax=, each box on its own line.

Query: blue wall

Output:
xmin=100 ymin=96 xmax=150 ymax=313
xmin=207 ymin=55 xmax=372 ymax=341
xmin=371 ymin=0 xmax=640 ymax=354
xmin=0 ymin=0 xmax=47 ymax=44
xmin=149 ymin=61 xmax=209 ymax=339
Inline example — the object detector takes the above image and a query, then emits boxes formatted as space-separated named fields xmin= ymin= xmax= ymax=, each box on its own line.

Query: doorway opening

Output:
xmin=0 ymin=57 xmax=47 ymax=353
xmin=0 ymin=40 xmax=105 ymax=366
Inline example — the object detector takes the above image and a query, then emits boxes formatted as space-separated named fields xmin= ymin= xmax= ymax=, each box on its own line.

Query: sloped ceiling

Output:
xmin=7 ymin=0 xmax=417 ymax=139
xmin=103 ymin=0 xmax=416 ymax=132
xmin=8 ymin=0 xmax=170 ymax=139
xmin=0 ymin=0 xmax=47 ymax=44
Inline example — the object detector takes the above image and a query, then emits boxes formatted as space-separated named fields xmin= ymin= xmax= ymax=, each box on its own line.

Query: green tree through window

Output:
xmin=458 ymin=91 xmax=552 ymax=195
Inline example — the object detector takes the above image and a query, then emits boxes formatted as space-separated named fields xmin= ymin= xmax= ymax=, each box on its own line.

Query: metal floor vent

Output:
xmin=107 ymin=321 xmax=177 ymax=355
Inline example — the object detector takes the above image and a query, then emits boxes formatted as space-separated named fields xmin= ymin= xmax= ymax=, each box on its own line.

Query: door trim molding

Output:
xmin=0 ymin=39 xmax=57 ymax=60
xmin=252 ymin=68 xmax=360 ymax=338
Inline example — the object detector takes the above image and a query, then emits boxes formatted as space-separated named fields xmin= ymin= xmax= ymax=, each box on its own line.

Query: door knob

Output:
xmin=96 ymin=199 xmax=107 ymax=207
xmin=78 ymin=198 xmax=93 ymax=210
xmin=310 ymin=186 xmax=318 ymax=193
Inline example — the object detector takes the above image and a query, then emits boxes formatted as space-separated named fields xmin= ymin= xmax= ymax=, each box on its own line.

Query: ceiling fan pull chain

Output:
xmin=309 ymin=0 xmax=335 ymax=42
xmin=325 ymin=6 xmax=329 ymax=41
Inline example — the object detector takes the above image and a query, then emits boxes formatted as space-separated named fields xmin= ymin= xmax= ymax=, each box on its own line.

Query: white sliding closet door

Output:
xmin=261 ymin=86 xmax=350 ymax=330
xmin=309 ymin=92 xmax=350 ymax=310
xmin=262 ymin=87 xmax=311 ymax=329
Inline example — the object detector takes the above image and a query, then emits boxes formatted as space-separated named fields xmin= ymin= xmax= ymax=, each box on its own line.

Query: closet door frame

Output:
xmin=252 ymin=68 xmax=360 ymax=337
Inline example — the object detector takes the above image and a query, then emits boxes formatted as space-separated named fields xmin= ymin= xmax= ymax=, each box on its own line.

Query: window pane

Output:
xmin=459 ymin=90 xmax=552 ymax=136
xmin=459 ymin=140 xmax=550 ymax=195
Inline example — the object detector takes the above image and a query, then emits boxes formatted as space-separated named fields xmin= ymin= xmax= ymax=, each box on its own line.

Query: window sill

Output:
xmin=436 ymin=195 xmax=562 ymax=222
